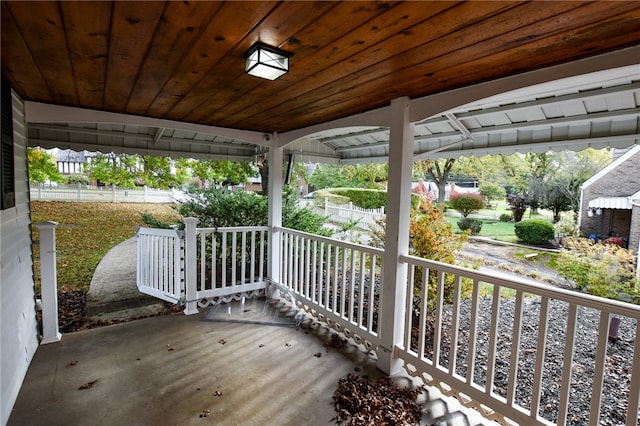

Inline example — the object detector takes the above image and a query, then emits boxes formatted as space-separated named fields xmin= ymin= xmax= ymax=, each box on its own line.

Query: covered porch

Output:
xmin=3 ymin=3 xmax=640 ymax=425
xmin=9 ymin=301 xmax=486 ymax=426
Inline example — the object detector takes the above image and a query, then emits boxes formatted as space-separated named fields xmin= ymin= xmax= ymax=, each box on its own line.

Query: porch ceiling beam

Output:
xmin=24 ymin=102 xmax=268 ymax=145
xmin=414 ymin=134 xmax=640 ymax=158
xmin=452 ymin=81 xmax=640 ymax=120
xmin=282 ymin=149 xmax=339 ymax=160
xmin=340 ymin=134 xmax=640 ymax=164
xmin=28 ymin=126 xmax=257 ymax=152
xmin=28 ymin=138 xmax=254 ymax=161
xmin=153 ymin=128 xmax=165 ymax=144
xmin=335 ymin=107 xmax=640 ymax=155
xmin=316 ymin=127 xmax=388 ymax=143
xmin=445 ymin=112 xmax=474 ymax=142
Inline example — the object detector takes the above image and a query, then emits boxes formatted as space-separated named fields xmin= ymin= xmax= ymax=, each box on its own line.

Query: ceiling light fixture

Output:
xmin=244 ymin=42 xmax=292 ymax=81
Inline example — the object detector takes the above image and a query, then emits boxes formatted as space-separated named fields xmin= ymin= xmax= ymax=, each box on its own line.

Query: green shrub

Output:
xmin=140 ymin=212 xmax=173 ymax=229
xmin=448 ymin=192 xmax=485 ymax=217
xmin=66 ymin=173 xmax=90 ymax=185
xmin=556 ymin=237 xmax=639 ymax=302
xmin=514 ymin=219 xmax=555 ymax=244
xmin=323 ymin=187 xmax=421 ymax=210
xmin=331 ymin=188 xmax=387 ymax=209
xmin=457 ymin=218 xmax=482 ymax=235
xmin=499 ymin=213 xmax=512 ymax=222
xmin=176 ymin=186 xmax=330 ymax=236
xmin=554 ymin=214 xmax=578 ymax=240
xmin=369 ymin=204 xmax=470 ymax=306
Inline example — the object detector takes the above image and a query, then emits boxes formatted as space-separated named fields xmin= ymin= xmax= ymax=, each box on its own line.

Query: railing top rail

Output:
xmin=137 ymin=227 xmax=182 ymax=237
xmin=276 ymin=226 xmax=385 ymax=256
xmin=196 ymin=226 xmax=270 ymax=234
xmin=400 ymin=253 xmax=640 ymax=318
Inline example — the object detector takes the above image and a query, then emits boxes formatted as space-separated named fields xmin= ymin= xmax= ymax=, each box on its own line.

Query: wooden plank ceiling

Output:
xmin=3 ymin=1 xmax=640 ymax=136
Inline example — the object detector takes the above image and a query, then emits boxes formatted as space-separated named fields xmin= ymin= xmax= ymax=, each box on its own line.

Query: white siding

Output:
xmin=1 ymin=91 xmax=38 ymax=425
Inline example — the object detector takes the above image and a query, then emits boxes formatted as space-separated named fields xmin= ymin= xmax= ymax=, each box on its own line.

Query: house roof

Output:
xmin=581 ymin=144 xmax=640 ymax=190
xmin=2 ymin=1 xmax=640 ymax=161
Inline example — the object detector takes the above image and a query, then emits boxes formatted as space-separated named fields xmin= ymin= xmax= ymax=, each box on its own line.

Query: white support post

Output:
xmin=37 ymin=221 xmax=62 ymax=344
xmin=183 ymin=217 xmax=199 ymax=315
xmin=377 ymin=97 xmax=414 ymax=375
xmin=267 ymin=140 xmax=283 ymax=296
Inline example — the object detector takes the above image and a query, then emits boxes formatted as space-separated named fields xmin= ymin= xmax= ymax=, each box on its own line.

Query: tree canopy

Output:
xmin=27 ymin=147 xmax=63 ymax=184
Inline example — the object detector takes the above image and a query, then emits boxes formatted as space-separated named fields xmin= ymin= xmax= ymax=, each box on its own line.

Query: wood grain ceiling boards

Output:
xmin=2 ymin=1 xmax=640 ymax=134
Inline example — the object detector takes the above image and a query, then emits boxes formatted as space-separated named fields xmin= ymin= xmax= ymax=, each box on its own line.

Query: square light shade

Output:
xmin=244 ymin=42 xmax=292 ymax=81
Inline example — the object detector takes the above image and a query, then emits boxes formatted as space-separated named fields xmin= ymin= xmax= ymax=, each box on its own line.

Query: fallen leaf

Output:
xmin=214 ymin=390 xmax=223 ymax=397
xmin=314 ymin=352 xmax=322 ymax=358
xmin=218 ymin=339 xmax=226 ymax=345
xmin=199 ymin=409 xmax=211 ymax=418
xmin=67 ymin=360 xmax=78 ymax=366
xmin=258 ymin=344 xmax=264 ymax=348
xmin=78 ymin=379 xmax=99 ymax=390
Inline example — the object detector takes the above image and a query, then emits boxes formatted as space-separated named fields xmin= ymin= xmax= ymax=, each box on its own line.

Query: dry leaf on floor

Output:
xmin=78 ymin=379 xmax=98 ymax=390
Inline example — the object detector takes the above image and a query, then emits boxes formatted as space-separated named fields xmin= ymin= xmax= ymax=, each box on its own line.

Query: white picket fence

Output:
xmin=30 ymin=183 xmax=184 ymax=203
xmin=323 ymin=198 xmax=385 ymax=228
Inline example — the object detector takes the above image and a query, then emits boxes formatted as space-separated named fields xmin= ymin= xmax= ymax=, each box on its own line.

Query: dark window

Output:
xmin=1 ymin=72 xmax=15 ymax=210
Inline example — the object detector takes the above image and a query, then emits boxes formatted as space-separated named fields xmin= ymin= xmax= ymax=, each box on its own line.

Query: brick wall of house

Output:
xmin=630 ymin=206 xmax=640 ymax=254
xmin=580 ymin=148 xmax=640 ymax=252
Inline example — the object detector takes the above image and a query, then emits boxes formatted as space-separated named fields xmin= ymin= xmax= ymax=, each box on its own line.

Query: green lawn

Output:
xmin=444 ymin=202 xmax=555 ymax=242
xmin=444 ymin=216 xmax=519 ymax=242
xmin=31 ymin=201 xmax=181 ymax=293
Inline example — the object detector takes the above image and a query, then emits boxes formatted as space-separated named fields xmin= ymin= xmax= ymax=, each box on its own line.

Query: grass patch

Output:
xmin=31 ymin=201 xmax=181 ymax=293
xmin=445 ymin=216 xmax=516 ymax=238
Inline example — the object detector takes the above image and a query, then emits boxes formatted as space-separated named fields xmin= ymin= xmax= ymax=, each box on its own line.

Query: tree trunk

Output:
xmin=426 ymin=158 xmax=455 ymax=203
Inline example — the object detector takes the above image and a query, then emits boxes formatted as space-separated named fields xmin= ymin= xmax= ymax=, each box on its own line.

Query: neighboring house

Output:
xmin=579 ymin=145 xmax=640 ymax=254
xmin=47 ymin=148 xmax=95 ymax=175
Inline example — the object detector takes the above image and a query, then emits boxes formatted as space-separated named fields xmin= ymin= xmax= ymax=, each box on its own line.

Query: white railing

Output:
xmin=194 ymin=226 xmax=269 ymax=303
xmin=277 ymin=227 xmax=384 ymax=352
xmin=134 ymin=222 xmax=640 ymax=425
xmin=136 ymin=227 xmax=184 ymax=303
xmin=399 ymin=254 xmax=640 ymax=426
xmin=324 ymin=199 xmax=385 ymax=228
xmin=30 ymin=183 xmax=182 ymax=203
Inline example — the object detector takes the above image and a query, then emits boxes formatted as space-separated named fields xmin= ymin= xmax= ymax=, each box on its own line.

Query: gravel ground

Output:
xmin=419 ymin=297 xmax=638 ymax=426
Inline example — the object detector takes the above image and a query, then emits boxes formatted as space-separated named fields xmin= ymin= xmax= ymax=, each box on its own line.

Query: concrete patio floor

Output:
xmin=9 ymin=299 xmax=495 ymax=426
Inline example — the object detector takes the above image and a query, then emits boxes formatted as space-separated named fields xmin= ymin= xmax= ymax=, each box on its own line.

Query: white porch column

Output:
xmin=37 ymin=221 xmax=62 ymax=344
xmin=183 ymin=217 xmax=199 ymax=315
xmin=377 ymin=97 xmax=414 ymax=375
xmin=267 ymin=139 xmax=283 ymax=293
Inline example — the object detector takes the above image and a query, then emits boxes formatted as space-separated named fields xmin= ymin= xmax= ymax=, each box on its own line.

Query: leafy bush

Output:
xmin=457 ymin=218 xmax=482 ymax=235
xmin=176 ymin=186 xmax=330 ymax=236
xmin=514 ymin=219 xmax=555 ymax=244
xmin=556 ymin=237 xmax=639 ymax=302
xmin=66 ymin=173 xmax=90 ymax=185
xmin=553 ymin=214 xmax=578 ymax=240
xmin=331 ymin=188 xmax=387 ymax=209
xmin=140 ymin=212 xmax=174 ymax=229
xmin=499 ymin=213 xmax=512 ymax=222
xmin=448 ymin=192 xmax=484 ymax=217
xmin=369 ymin=203 xmax=470 ymax=305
